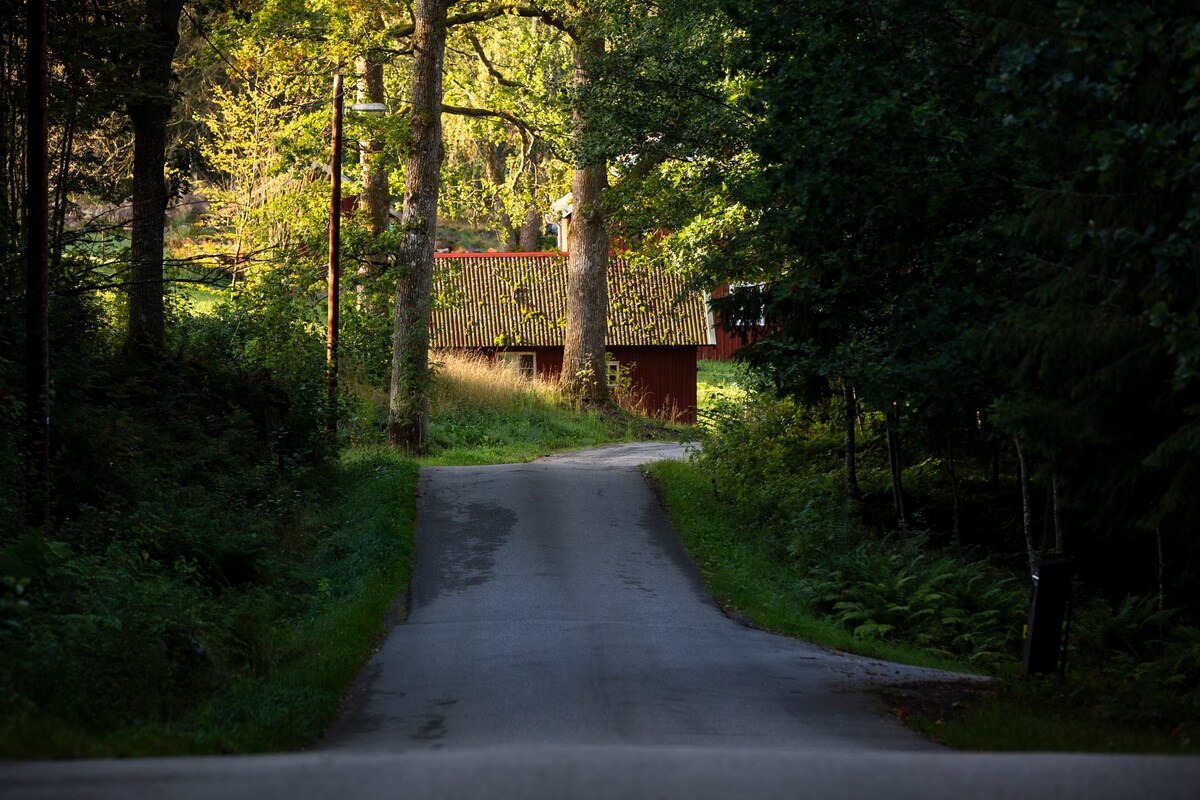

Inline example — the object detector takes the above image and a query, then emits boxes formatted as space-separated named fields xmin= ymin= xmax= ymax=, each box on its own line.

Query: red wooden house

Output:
xmin=430 ymin=253 xmax=714 ymax=422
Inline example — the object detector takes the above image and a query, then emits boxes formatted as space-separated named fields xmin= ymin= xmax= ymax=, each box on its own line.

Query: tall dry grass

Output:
xmin=428 ymin=350 xmax=561 ymax=414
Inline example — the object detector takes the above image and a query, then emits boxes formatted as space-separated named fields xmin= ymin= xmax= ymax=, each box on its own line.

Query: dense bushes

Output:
xmin=696 ymin=391 xmax=1026 ymax=668
xmin=0 ymin=304 xmax=416 ymax=755
xmin=690 ymin=387 xmax=1200 ymax=731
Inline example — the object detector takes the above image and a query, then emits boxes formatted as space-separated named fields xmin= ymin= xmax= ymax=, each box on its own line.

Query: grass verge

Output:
xmin=905 ymin=680 xmax=1200 ymax=754
xmin=647 ymin=456 xmax=1200 ymax=754
xmin=420 ymin=351 xmax=686 ymax=465
xmin=644 ymin=459 xmax=972 ymax=673
xmin=0 ymin=449 xmax=418 ymax=757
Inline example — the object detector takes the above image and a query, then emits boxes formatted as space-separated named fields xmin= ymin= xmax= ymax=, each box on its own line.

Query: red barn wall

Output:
xmin=471 ymin=345 xmax=698 ymax=423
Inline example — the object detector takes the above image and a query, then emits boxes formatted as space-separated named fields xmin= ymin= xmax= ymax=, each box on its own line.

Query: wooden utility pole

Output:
xmin=25 ymin=0 xmax=50 ymax=527
xmin=326 ymin=71 xmax=344 ymax=443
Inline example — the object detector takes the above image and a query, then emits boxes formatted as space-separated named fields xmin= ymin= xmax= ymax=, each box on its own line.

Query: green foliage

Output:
xmin=700 ymin=0 xmax=1200 ymax=618
xmin=691 ymin=392 xmax=1025 ymax=667
xmin=801 ymin=539 xmax=1024 ymax=666
xmin=0 ymin=439 xmax=418 ymax=756
xmin=658 ymin=384 xmax=1200 ymax=743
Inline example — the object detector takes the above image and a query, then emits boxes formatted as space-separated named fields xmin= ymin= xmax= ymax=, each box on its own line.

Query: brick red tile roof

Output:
xmin=430 ymin=253 xmax=710 ymax=348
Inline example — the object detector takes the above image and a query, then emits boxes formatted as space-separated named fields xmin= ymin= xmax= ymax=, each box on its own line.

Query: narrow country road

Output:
xmin=319 ymin=441 xmax=959 ymax=752
xmin=3 ymin=443 xmax=1198 ymax=799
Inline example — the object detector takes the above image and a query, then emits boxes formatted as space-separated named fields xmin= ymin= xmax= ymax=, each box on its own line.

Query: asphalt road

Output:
xmin=319 ymin=441 xmax=963 ymax=752
xmin=4 ymin=442 xmax=1199 ymax=799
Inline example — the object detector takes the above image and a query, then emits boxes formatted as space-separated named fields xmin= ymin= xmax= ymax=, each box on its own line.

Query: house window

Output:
xmin=497 ymin=351 xmax=536 ymax=379
xmin=606 ymin=358 xmax=620 ymax=386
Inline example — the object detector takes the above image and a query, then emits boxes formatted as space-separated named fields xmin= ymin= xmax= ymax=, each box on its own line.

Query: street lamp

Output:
xmin=326 ymin=72 xmax=386 ymax=443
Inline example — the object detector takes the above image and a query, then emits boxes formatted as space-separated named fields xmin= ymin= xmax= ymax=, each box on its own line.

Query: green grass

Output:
xmin=644 ymin=459 xmax=973 ymax=673
xmin=403 ymin=351 xmax=685 ymax=465
xmin=696 ymin=359 xmax=751 ymax=426
xmin=423 ymin=404 xmax=633 ymax=466
xmin=912 ymin=681 xmax=1200 ymax=754
xmin=0 ymin=449 xmax=418 ymax=757
xmin=647 ymin=455 xmax=1200 ymax=754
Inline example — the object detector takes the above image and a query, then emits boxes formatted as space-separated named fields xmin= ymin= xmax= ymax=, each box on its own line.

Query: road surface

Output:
xmin=3 ymin=443 xmax=1198 ymax=799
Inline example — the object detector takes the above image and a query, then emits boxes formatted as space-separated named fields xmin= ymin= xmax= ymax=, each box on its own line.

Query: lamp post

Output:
xmin=326 ymin=74 xmax=386 ymax=444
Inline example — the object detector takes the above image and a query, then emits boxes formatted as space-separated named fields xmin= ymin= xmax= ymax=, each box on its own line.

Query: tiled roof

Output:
xmin=430 ymin=253 xmax=711 ymax=348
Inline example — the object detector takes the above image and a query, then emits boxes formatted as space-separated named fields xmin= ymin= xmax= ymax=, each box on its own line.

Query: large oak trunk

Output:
xmin=560 ymin=37 xmax=609 ymax=405
xmin=388 ymin=0 xmax=448 ymax=452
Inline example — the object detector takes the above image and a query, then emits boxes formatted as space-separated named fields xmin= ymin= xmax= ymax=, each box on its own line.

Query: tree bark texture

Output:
xmin=518 ymin=205 xmax=541 ymax=251
xmin=357 ymin=52 xmax=389 ymax=235
xmin=125 ymin=0 xmax=185 ymax=355
xmin=388 ymin=0 xmax=448 ymax=452
xmin=560 ymin=36 xmax=610 ymax=405
xmin=356 ymin=50 xmax=390 ymax=313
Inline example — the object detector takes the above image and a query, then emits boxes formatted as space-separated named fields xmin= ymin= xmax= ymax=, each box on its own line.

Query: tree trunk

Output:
xmin=124 ymin=0 xmax=185 ymax=355
xmin=886 ymin=406 xmax=906 ymax=525
xmin=946 ymin=436 xmax=961 ymax=545
xmin=357 ymin=51 xmax=389 ymax=236
xmin=518 ymin=206 xmax=541 ymax=251
xmin=356 ymin=48 xmax=391 ymax=312
xmin=1156 ymin=526 xmax=1165 ymax=612
xmin=1051 ymin=473 xmax=1064 ymax=553
xmin=842 ymin=380 xmax=859 ymax=500
xmin=560 ymin=36 xmax=609 ymax=405
xmin=388 ymin=0 xmax=448 ymax=453
xmin=1014 ymin=434 xmax=1036 ymax=572
xmin=482 ymin=138 xmax=518 ymax=249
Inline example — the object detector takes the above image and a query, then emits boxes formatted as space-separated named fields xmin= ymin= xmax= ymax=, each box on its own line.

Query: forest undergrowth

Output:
xmin=0 ymin=299 xmax=422 ymax=756
xmin=652 ymin=368 xmax=1200 ymax=753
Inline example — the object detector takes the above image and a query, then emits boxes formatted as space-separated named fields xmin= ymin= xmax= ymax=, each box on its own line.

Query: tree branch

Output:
xmin=468 ymin=32 xmax=523 ymax=88
xmin=389 ymin=4 xmax=576 ymax=41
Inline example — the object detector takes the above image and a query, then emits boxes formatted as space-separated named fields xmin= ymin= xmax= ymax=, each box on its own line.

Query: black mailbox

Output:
xmin=1023 ymin=558 xmax=1073 ymax=675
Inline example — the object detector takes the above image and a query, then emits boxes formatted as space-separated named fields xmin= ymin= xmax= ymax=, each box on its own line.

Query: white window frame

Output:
xmin=606 ymin=358 xmax=620 ymax=387
xmin=497 ymin=351 xmax=537 ymax=379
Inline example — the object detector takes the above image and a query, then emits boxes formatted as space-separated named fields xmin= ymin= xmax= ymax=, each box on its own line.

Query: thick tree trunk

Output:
xmin=357 ymin=53 xmax=389 ymax=235
xmin=356 ymin=51 xmax=390 ymax=313
xmin=124 ymin=0 xmax=184 ymax=355
xmin=127 ymin=105 xmax=170 ymax=352
xmin=842 ymin=380 xmax=859 ymax=501
xmin=388 ymin=0 xmax=448 ymax=452
xmin=560 ymin=36 xmax=609 ymax=405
